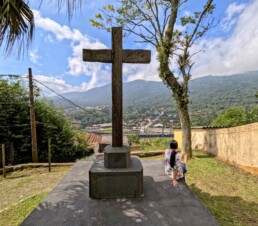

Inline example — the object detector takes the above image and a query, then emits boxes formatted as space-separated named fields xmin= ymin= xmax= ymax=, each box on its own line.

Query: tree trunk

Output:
xmin=178 ymin=105 xmax=192 ymax=159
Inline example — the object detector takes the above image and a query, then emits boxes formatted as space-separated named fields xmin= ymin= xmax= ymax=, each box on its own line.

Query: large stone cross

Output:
xmin=83 ymin=27 xmax=151 ymax=147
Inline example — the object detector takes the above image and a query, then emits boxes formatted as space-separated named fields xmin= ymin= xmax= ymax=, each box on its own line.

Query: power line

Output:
xmin=0 ymin=74 xmax=28 ymax=79
xmin=1 ymin=75 xmax=91 ymax=114
xmin=33 ymin=79 xmax=92 ymax=114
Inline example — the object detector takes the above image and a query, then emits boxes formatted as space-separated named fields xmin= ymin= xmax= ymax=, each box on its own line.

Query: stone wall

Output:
xmin=191 ymin=123 xmax=258 ymax=167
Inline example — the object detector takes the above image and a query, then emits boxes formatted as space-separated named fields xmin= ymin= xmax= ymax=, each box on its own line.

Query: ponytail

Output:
xmin=169 ymin=140 xmax=178 ymax=168
xmin=170 ymin=150 xmax=176 ymax=168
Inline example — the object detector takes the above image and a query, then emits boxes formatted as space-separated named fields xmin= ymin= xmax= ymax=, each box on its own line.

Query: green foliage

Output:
xmin=211 ymin=107 xmax=258 ymax=127
xmin=180 ymin=16 xmax=196 ymax=26
xmin=127 ymin=133 xmax=140 ymax=145
xmin=248 ymin=106 xmax=258 ymax=122
xmin=128 ymin=136 xmax=171 ymax=151
xmin=71 ymin=107 xmax=111 ymax=128
xmin=35 ymin=99 xmax=89 ymax=162
xmin=0 ymin=77 xmax=31 ymax=164
xmin=0 ymin=77 xmax=89 ymax=167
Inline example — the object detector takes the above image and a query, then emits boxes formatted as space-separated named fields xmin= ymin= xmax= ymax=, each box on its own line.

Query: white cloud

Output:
xmin=124 ymin=51 xmax=161 ymax=82
xmin=34 ymin=75 xmax=85 ymax=95
xmin=29 ymin=48 xmax=40 ymax=64
xmin=33 ymin=10 xmax=112 ymax=90
xmin=32 ymin=0 xmax=258 ymax=94
xmin=221 ymin=2 xmax=246 ymax=32
xmin=192 ymin=0 xmax=258 ymax=77
xmin=225 ymin=2 xmax=246 ymax=20
xmin=33 ymin=10 xmax=162 ymax=91
xmin=44 ymin=34 xmax=54 ymax=43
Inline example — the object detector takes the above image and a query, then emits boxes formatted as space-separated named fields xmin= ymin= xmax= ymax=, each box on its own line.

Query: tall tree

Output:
xmin=90 ymin=0 xmax=215 ymax=158
xmin=0 ymin=77 xmax=88 ymax=165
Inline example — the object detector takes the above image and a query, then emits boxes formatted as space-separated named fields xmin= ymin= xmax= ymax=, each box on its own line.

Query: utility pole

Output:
xmin=28 ymin=68 xmax=38 ymax=163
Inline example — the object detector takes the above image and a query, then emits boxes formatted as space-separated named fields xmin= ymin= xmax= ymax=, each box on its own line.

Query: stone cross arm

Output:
xmin=83 ymin=49 xmax=151 ymax=64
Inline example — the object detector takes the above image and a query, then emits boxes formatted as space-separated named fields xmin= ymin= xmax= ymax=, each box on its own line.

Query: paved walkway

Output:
xmin=21 ymin=159 xmax=219 ymax=226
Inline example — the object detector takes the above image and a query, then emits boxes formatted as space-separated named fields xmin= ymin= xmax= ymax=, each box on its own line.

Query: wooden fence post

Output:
xmin=2 ymin=144 xmax=6 ymax=178
xmin=48 ymin=138 xmax=51 ymax=172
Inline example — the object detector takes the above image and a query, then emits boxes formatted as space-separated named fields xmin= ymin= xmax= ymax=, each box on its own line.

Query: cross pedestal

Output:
xmin=83 ymin=27 xmax=151 ymax=198
xmin=89 ymin=154 xmax=143 ymax=199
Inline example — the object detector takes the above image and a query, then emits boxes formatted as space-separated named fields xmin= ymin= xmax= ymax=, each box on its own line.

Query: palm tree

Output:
xmin=0 ymin=0 xmax=34 ymax=57
xmin=0 ymin=0 xmax=82 ymax=57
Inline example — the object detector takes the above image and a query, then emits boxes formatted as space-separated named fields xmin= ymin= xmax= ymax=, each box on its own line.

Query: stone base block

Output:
xmin=104 ymin=145 xmax=131 ymax=168
xmin=89 ymin=156 xmax=143 ymax=199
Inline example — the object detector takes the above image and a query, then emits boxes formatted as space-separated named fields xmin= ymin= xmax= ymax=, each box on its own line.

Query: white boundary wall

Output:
xmin=191 ymin=123 xmax=258 ymax=167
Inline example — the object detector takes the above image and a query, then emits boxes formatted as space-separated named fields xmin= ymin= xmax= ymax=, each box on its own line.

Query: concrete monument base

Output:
xmin=89 ymin=155 xmax=143 ymax=199
xmin=104 ymin=145 xmax=131 ymax=168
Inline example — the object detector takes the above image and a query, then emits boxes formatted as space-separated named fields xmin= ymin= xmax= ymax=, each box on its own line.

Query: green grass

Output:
xmin=0 ymin=193 xmax=47 ymax=226
xmin=186 ymin=151 xmax=258 ymax=226
xmin=0 ymin=166 xmax=71 ymax=226
xmin=136 ymin=137 xmax=171 ymax=151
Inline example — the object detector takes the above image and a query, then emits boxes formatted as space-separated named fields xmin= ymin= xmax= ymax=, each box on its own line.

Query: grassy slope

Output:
xmin=0 ymin=153 xmax=257 ymax=226
xmin=187 ymin=151 xmax=258 ymax=226
xmin=0 ymin=166 xmax=71 ymax=226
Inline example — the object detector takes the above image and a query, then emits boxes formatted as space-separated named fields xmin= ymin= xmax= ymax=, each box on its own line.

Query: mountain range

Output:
xmin=51 ymin=71 xmax=258 ymax=113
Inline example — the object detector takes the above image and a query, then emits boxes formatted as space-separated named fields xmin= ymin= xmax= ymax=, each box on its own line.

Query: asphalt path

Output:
xmin=21 ymin=158 xmax=219 ymax=226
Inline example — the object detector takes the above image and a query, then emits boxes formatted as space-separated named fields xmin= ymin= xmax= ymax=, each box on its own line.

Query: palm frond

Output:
xmin=51 ymin=0 xmax=82 ymax=20
xmin=0 ymin=0 xmax=34 ymax=57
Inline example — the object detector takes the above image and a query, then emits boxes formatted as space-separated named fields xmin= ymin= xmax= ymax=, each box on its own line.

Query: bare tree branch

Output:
xmin=188 ymin=0 xmax=214 ymax=45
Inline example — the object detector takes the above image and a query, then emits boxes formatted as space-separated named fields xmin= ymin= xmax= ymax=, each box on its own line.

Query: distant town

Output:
xmin=67 ymin=105 xmax=180 ymax=133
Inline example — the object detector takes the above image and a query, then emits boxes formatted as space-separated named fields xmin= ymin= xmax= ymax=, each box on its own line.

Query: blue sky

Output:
xmin=0 ymin=0 xmax=257 ymax=95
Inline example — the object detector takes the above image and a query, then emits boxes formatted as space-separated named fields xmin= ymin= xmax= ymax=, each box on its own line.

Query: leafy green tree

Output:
xmin=211 ymin=107 xmax=248 ymax=127
xmin=90 ymin=0 xmax=215 ymax=158
xmin=0 ymin=77 xmax=31 ymax=164
xmin=211 ymin=106 xmax=258 ymax=127
xmin=248 ymin=106 xmax=258 ymax=123
xmin=0 ymin=77 xmax=89 ymax=166
xmin=35 ymin=98 xmax=88 ymax=162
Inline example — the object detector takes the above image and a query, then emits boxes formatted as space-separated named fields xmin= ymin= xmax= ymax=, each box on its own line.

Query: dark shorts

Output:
xmin=178 ymin=177 xmax=185 ymax=182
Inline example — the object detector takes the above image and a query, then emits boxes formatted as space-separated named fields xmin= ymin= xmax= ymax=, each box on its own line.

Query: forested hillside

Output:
xmin=52 ymin=71 xmax=258 ymax=125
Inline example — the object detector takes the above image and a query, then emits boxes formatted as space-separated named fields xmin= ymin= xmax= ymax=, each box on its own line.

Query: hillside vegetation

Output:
xmin=52 ymin=71 xmax=258 ymax=109
xmin=51 ymin=71 xmax=258 ymax=126
xmin=0 ymin=78 xmax=89 ymax=167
